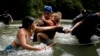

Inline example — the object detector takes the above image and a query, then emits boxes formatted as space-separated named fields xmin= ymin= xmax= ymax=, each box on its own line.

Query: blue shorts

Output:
xmin=4 ymin=45 xmax=13 ymax=51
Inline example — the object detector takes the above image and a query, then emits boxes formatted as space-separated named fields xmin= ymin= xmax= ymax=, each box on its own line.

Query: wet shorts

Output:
xmin=4 ymin=45 xmax=13 ymax=51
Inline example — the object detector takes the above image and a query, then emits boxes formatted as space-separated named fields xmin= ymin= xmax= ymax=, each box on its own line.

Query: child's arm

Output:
xmin=42 ymin=15 xmax=54 ymax=26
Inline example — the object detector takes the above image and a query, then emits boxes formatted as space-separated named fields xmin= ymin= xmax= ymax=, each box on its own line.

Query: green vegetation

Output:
xmin=0 ymin=0 xmax=100 ymax=19
xmin=24 ymin=0 xmax=83 ymax=19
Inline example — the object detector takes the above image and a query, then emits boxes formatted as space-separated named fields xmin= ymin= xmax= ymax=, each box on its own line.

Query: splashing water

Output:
xmin=54 ymin=24 xmax=79 ymax=44
xmin=0 ymin=20 xmax=100 ymax=56
xmin=2 ymin=43 xmax=54 ymax=56
xmin=0 ymin=23 xmax=54 ymax=56
xmin=55 ymin=33 xmax=79 ymax=44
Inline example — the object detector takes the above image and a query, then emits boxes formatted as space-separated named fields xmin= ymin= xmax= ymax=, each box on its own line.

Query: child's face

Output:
xmin=51 ymin=15 xmax=55 ymax=21
xmin=51 ymin=13 xmax=60 ymax=23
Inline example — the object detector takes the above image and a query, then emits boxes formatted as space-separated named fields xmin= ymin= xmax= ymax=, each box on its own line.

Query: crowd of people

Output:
xmin=3 ymin=5 xmax=100 ymax=52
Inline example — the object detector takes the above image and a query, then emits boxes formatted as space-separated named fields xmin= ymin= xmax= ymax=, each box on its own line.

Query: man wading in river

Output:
xmin=65 ymin=12 xmax=100 ymax=44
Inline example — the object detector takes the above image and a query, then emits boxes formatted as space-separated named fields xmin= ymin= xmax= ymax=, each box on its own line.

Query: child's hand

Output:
xmin=37 ymin=45 xmax=46 ymax=51
xmin=64 ymin=29 xmax=72 ymax=33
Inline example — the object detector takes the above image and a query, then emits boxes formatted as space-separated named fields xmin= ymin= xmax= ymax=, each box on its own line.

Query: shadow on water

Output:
xmin=0 ymin=20 xmax=100 ymax=56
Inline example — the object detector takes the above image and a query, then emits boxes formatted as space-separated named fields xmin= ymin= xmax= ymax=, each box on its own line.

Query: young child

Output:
xmin=37 ymin=12 xmax=62 ymax=45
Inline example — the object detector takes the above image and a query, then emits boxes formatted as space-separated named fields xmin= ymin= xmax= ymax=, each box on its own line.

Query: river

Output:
xmin=0 ymin=20 xmax=100 ymax=56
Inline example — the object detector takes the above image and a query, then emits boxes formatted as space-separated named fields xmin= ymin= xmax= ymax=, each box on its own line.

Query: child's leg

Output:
xmin=37 ymin=33 xmax=57 ymax=46
xmin=37 ymin=33 xmax=49 ymax=43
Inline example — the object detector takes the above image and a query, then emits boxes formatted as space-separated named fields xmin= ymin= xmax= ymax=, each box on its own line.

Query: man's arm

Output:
xmin=8 ymin=14 xmax=13 ymax=23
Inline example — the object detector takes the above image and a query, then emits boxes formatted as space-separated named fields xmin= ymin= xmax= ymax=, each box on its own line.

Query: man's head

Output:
xmin=43 ymin=5 xmax=52 ymax=19
xmin=81 ymin=9 xmax=87 ymax=15
xmin=81 ymin=9 xmax=92 ymax=15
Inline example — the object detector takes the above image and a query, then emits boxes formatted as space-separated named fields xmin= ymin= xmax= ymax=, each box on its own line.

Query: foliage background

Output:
xmin=0 ymin=0 xmax=100 ymax=20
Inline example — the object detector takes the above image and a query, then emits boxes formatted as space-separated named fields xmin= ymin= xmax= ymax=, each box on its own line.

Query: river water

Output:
xmin=0 ymin=20 xmax=100 ymax=56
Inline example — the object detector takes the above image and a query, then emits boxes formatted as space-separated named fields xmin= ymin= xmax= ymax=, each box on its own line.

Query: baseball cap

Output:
xmin=44 ymin=5 xmax=52 ymax=13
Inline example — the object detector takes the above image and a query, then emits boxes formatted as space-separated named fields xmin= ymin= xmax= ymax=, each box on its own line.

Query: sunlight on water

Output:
xmin=9 ymin=24 xmax=22 ymax=27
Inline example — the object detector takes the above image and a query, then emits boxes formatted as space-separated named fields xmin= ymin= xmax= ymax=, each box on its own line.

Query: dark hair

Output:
xmin=20 ymin=16 xmax=34 ymax=29
xmin=81 ymin=9 xmax=92 ymax=15
xmin=81 ymin=9 xmax=87 ymax=15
